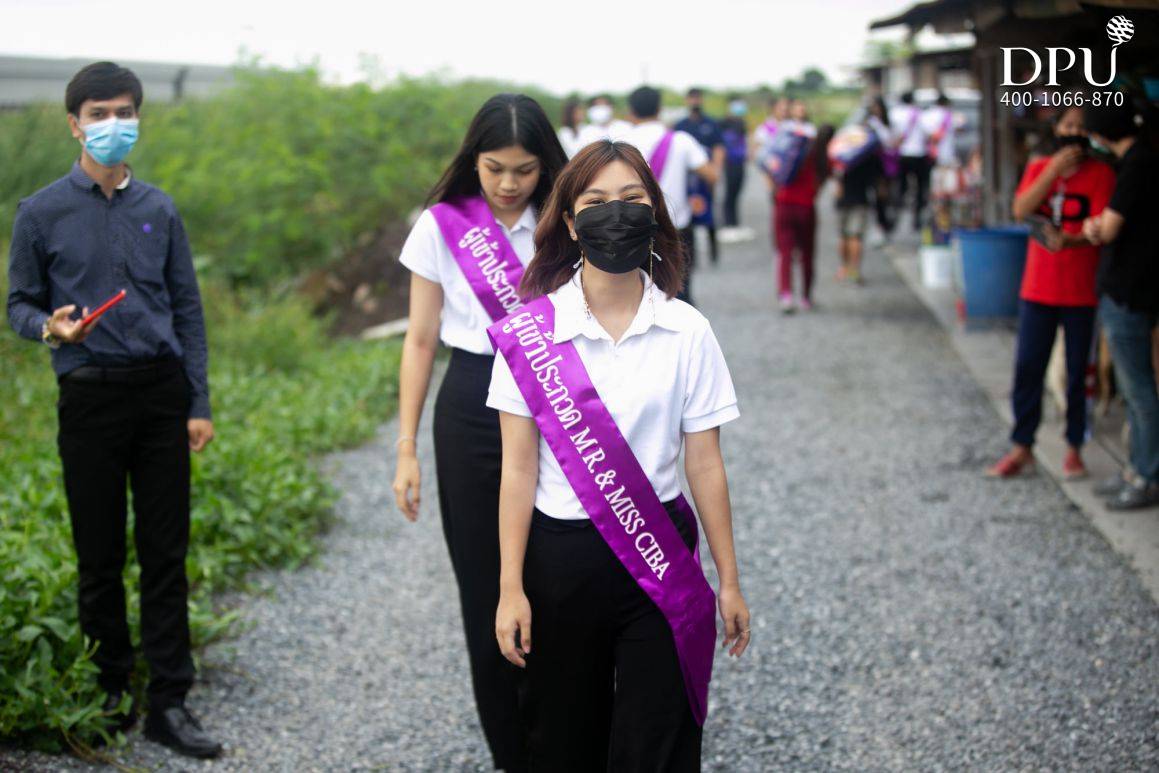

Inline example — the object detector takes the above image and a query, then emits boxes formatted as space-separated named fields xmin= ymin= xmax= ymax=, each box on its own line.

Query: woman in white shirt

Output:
xmin=391 ymin=93 xmax=566 ymax=773
xmin=487 ymin=140 xmax=751 ymax=771
xmin=557 ymin=97 xmax=583 ymax=158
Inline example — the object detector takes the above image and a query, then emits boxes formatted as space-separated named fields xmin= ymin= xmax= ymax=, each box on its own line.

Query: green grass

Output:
xmin=0 ymin=276 xmax=402 ymax=750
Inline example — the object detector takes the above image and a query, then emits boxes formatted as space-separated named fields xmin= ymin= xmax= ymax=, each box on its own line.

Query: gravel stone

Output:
xmin=4 ymin=183 xmax=1157 ymax=771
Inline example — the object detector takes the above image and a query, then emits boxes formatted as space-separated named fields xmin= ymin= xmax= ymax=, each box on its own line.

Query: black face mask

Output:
xmin=1056 ymin=134 xmax=1090 ymax=151
xmin=573 ymin=200 xmax=659 ymax=274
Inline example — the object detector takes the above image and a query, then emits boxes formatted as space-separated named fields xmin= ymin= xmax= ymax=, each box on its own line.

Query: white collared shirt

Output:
xmin=893 ymin=105 xmax=928 ymax=158
xmin=921 ymin=106 xmax=958 ymax=166
xmin=487 ymin=270 xmax=740 ymax=520
xmin=620 ymin=121 xmax=709 ymax=229
xmin=399 ymin=204 xmax=536 ymax=354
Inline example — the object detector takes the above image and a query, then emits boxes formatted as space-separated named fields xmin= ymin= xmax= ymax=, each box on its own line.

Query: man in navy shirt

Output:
xmin=6 ymin=62 xmax=221 ymax=758
xmin=675 ymin=88 xmax=725 ymax=265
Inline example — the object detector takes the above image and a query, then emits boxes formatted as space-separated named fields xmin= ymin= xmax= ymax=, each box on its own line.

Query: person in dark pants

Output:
xmin=392 ymin=94 xmax=568 ymax=772
xmin=892 ymin=91 xmax=931 ymax=231
xmin=719 ymin=94 xmax=750 ymax=236
xmin=1083 ymin=99 xmax=1159 ymax=510
xmin=987 ymin=106 xmax=1115 ymax=481
xmin=675 ymin=88 xmax=725 ymax=265
xmin=5 ymin=62 xmax=221 ymax=758
xmin=491 ymin=142 xmax=751 ymax=772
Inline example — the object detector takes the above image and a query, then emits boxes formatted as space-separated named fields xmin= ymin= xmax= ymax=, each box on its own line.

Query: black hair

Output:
xmin=628 ymin=86 xmax=661 ymax=119
xmin=588 ymin=94 xmax=613 ymax=108
xmin=687 ymin=87 xmax=704 ymax=99
xmin=726 ymin=92 xmax=742 ymax=102
xmin=65 ymin=61 xmax=143 ymax=116
xmin=1084 ymin=97 xmax=1140 ymax=141
xmin=935 ymin=92 xmax=950 ymax=107
xmin=870 ymin=95 xmax=890 ymax=126
xmin=426 ymin=93 xmax=568 ymax=210
xmin=900 ymin=91 xmax=914 ymax=105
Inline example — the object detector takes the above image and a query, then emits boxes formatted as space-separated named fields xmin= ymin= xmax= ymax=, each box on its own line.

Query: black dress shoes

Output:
xmin=144 ymin=704 xmax=223 ymax=759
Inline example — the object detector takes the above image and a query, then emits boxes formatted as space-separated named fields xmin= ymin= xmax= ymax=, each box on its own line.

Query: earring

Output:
xmin=572 ymin=250 xmax=584 ymax=270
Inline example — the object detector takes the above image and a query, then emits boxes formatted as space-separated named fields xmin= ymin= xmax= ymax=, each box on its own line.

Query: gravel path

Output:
xmin=6 ymin=180 xmax=1158 ymax=772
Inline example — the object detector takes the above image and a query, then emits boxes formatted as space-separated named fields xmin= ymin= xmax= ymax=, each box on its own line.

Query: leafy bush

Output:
xmin=0 ymin=275 xmax=402 ymax=749
xmin=0 ymin=69 xmax=559 ymax=287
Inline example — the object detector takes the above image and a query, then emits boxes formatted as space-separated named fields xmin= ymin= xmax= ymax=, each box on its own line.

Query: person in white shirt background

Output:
xmin=574 ymin=94 xmax=632 ymax=151
xmin=922 ymin=93 xmax=962 ymax=200
xmin=557 ymin=96 xmax=584 ymax=158
xmin=490 ymin=140 xmax=750 ymax=772
xmin=891 ymin=91 xmax=930 ymax=232
xmin=621 ymin=85 xmax=718 ymax=305
xmin=391 ymin=93 xmax=567 ymax=773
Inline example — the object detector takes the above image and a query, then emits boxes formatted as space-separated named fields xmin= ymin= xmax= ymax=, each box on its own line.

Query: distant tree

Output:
xmin=800 ymin=67 xmax=828 ymax=92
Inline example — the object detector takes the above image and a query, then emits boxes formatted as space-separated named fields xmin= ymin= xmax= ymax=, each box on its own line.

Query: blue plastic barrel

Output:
xmin=954 ymin=226 xmax=1029 ymax=318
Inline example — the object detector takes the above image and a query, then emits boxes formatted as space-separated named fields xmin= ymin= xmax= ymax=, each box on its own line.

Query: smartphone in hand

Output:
xmin=81 ymin=289 xmax=127 ymax=327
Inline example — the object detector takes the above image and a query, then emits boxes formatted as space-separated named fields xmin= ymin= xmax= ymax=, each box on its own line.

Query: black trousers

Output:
xmin=521 ymin=502 xmax=702 ymax=773
xmin=898 ymin=155 xmax=931 ymax=229
xmin=677 ymin=226 xmax=696 ymax=306
xmin=723 ymin=160 xmax=746 ymax=227
xmin=433 ymin=348 xmax=527 ymax=772
xmin=1011 ymin=299 xmax=1096 ymax=449
xmin=56 ymin=360 xmax=195 ymax=708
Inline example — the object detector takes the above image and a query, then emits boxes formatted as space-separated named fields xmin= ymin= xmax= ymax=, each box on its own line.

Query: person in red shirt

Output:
xmin=771 ymin=123 xmax=835 ymax=313
xmin=987 ymin=106 xmax=1115 ymax=479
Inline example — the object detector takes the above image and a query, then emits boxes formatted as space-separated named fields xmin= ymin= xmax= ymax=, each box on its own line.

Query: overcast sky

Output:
xmin=1 ymin=0 xmax=949 ymax=94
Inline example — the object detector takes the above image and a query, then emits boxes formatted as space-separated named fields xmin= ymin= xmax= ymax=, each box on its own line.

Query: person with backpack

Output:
xmin=832 ymin=121 xmax=885 ymax=285
xmin=765 ymin=122 xmax=835 ymax=313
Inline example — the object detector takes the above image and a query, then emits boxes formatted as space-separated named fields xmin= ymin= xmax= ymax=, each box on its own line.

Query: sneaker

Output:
xmin=985 ymin=449 xmax=1035 ymax=478
xmin=1105 ymin=479 xmax=1159 ymax=511
xmin=1062 ymin=448 xmax=1088 ymax=480
xmin=799 ymin=297 xmax=814 ymax=312
xmin=779 ymin=293 xmax=796 ymax=314
xmin=1094 ymin=471 xmax=1129 ymax=497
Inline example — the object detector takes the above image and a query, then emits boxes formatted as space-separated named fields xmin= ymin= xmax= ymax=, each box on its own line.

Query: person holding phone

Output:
xmin=986 ymin=105 xmax=1115 ymax=481
xmin=6 ymin=62 xmax=219 ymax=758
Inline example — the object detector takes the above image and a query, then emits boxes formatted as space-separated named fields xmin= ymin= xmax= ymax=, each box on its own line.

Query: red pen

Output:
xmin=80 ymin=289 xmax=127 ymax=327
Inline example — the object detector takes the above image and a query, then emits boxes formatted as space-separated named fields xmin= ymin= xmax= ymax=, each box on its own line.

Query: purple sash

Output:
xmin=487 ymin=295 xmax=716 ymax=725
xmin=648 ymin=131 xmax=676 ymax=180
xmin=430 ymin=195 xmax=526 ymax=322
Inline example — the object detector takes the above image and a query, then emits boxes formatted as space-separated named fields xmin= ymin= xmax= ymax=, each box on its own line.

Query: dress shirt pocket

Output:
xmin=121 ymin=214 xmax=168 ymax=289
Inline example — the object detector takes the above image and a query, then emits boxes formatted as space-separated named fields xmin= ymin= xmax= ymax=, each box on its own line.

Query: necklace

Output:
xmin=578 ymin=268 xmax=656 ymax=325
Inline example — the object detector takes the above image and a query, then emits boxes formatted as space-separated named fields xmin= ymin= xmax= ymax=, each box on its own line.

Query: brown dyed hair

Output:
xmin=520 ymin=140 xmax=686 ymax=299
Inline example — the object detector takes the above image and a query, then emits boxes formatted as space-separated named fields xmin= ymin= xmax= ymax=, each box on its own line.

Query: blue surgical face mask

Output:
xmin=729 ymin=100 xmax=747 ymax=117
xmin=81 ymin=116 xmax=139 ymax=166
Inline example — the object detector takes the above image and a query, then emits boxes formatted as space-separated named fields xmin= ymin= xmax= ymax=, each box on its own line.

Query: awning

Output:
xmin=871 ymin=0 xmax=1159 ymax=31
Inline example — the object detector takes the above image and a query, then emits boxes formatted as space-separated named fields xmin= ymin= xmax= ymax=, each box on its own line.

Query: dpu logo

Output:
xmin=1002 ymin=15 xmax=1134 ymax=88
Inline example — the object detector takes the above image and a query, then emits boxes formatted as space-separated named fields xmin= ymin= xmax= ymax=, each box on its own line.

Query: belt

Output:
xmin=61 ymin=358 xmax=182 ymax=385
